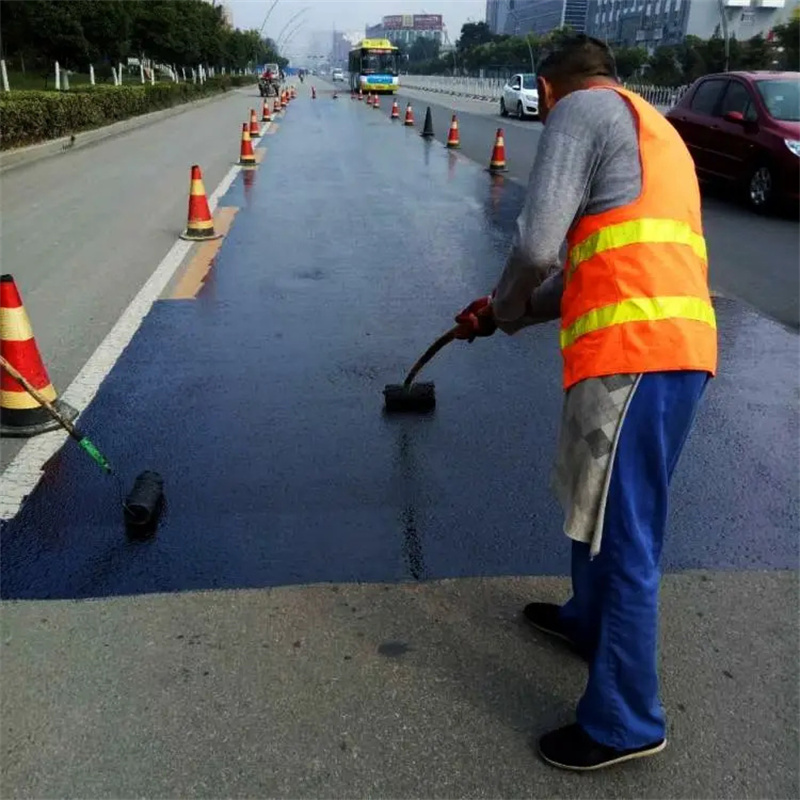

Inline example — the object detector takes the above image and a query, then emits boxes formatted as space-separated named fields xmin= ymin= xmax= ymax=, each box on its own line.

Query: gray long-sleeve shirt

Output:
xmin=493 ymin=86 xmax=649 ymax=555
xmin=492 ymin=87 xmax=642 ymax=330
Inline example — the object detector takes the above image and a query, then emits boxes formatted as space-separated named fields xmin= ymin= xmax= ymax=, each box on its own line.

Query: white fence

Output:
xmin=399 ymin=75 xmax=690 ymax=109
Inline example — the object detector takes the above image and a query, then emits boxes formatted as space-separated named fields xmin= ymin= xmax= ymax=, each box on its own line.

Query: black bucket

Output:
xmin=124 ymin=471 xmax=164 ymax=537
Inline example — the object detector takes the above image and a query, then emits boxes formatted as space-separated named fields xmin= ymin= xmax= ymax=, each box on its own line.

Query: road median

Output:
xmin=0 ymin=76 xmax=257 ymax=173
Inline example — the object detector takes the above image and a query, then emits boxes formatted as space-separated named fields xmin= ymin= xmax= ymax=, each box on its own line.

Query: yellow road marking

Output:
xmin=171 ymin=207 xmax=239 ymax=300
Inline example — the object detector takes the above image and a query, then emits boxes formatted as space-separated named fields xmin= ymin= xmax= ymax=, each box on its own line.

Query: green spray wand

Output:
xmin=0 ymin=355 xmax=111 ymax=473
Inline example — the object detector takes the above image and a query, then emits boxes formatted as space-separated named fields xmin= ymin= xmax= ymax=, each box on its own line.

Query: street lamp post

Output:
xmin=716 ymin=0 xmax=731 ymax=72
xmin=508 ymin=0 xmax=536 ymax=75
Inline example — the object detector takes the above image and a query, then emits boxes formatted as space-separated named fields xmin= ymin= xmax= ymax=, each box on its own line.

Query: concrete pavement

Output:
xmin=1 ymin=85 xmax=798 ymax=798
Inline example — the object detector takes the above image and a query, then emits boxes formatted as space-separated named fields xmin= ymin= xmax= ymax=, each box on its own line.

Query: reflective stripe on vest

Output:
xmin=567 ymin=218 xmax=707 ymax=280
xmin=560 ymin=295 xmax=717 ymax=350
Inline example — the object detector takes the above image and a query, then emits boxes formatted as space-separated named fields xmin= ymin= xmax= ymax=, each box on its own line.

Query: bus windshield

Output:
xmin=360 ymin=51 xmax=397 ymax=76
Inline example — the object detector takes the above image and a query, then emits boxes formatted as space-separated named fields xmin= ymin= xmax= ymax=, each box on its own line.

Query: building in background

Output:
xmin=364 ymin=14 xmax=445 ymax=46
xmin=485 ymin=0 xmax=589 ymax=35
xmin=586 ymin=0 xmax=799 ymax=52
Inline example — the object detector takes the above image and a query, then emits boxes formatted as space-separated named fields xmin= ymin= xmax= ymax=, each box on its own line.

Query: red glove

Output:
xmin=454 ymin=294 xmax=497 ymax=342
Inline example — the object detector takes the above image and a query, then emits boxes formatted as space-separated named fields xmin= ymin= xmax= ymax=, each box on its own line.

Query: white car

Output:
xmin=331 ymin=68 xmax=344 ymax=82
xmin=500 ymin=73 xmax=539 ymax=120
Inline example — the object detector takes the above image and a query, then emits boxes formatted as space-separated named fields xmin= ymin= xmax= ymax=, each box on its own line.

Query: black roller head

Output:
xmin=124 ymin=470 xmax=165 ymax=537
xmin=383 ymin=382 xmax=436 ymax=413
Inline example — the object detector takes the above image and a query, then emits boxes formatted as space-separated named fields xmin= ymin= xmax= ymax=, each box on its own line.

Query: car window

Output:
xmin=720 ymin=80 xmax=758 ymax=122
xmin=511 ymin=75 xmax=521 ymax=88
xmin=521 ymin=74 xmax=536 ymax=89
xmin=755 ymin=79 xmax=800 ymax=122
xmin=689 ymin=79 xmax=726 ymax=116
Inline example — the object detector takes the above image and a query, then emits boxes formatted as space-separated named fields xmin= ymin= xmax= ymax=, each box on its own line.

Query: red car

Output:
xmin=666 ymin=71 xmax=799 ymax=212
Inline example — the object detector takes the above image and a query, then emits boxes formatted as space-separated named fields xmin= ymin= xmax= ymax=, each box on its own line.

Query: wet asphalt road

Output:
xmin=1 ymin=85 xmax=798 ymax=799
xmin=2 ymin=92 xmax=797 ymax=600
xmin=355 ymin=82 xmax=800 ymax=330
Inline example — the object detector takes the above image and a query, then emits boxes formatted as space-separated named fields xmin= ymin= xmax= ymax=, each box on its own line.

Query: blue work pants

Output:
xmin=560 ymin=370 xmax=709 ymax=749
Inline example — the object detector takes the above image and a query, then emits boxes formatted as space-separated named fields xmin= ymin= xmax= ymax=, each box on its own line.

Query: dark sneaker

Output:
xmin=523 ymin=602 xmax=590 ymax=662
xmin=538 ymin=723 xmax=666 ymax=771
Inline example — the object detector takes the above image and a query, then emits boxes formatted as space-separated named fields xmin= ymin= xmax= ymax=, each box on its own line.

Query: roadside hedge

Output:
xmin=0 ymin=75 xmax=257 ymax=150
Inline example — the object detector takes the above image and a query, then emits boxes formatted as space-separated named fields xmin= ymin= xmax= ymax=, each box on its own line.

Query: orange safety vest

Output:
xmin=560 ymin=86 xmax=717 ymax=390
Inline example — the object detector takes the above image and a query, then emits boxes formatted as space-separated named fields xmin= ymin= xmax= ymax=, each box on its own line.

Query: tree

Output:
xmin=771 ymin=15 xmax=799 ymax=70
xmin=408 ymin=36 xmax=440 ymax=64
xmin=457 ymin=22 xmax=494 ymax=54
xmin=613 ymin=46 xmax=648 ymax=80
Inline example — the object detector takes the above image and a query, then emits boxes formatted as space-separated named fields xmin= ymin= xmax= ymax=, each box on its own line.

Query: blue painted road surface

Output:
xmin=2 ymin=93 xmax=797 ymax=601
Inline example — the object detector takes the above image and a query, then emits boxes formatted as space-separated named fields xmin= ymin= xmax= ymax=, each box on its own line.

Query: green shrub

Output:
xmin=0 ymin=74 xmax=257 ymax=150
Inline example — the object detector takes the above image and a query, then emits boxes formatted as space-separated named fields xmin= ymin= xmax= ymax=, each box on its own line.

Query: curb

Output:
xmin=0 ymin=86 xmax=257 ymax=174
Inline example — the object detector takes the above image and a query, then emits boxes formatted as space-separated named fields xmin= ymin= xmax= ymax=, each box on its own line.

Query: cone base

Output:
xmin=447 ymin=142 xmax=460 ymax=148
xmin=487 ymin=165 xmax=508 ymax=173
xmin=1 ymin=399 xmax=78 ymax=438
xmin=180 ymin=227 xmax=223 ymax=241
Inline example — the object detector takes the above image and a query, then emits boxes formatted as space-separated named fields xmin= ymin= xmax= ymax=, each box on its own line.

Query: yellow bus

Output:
xmin=348 ymin=39 xmax=399 ymax=95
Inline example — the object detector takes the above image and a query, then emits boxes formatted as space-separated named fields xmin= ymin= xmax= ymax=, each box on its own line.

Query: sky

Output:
xmin=226 ymin=0 xmax=486 ymax=59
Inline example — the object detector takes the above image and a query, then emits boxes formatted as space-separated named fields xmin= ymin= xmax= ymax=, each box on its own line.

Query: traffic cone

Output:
xmin=373 ymin=94 xmax=380 ymax=109
xmin=262 ymin=100 xmax=271 ymax=123
xmin=358 ymin=88 xmax=363 ymax=101
xmin=273 ymin=98 xmax=281 ymax=115
xmin=181 ymin=165 xmax=223 ymax=240
xmin=446 ymin=114 xmax=460 ymax=148
xmin=312 ymin=86 xmax=316 ymax=99
xmin=404 ymin=103 xmax=414 ymax=126
xmin=391 ymin=99 xmax=399 ymax=119
xmin=1 ymin=275 xmax=77 ymax=437
xmin=488 ymin=128 xmax=508 ymax=172
xmin=237 ymin=124 xmax=257 ymax=170
xmin=249 ymin=108 xmax=260 ymax=138
xmin=420 ymin=106 xmax=434 ymax=138
xmin=281 ymin=91 xmax=287 ymax=109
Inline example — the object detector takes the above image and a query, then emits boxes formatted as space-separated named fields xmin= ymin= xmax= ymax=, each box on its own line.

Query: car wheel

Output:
xmin=747 ymin=164 xmax=774 ymax=212
xmin=500 ymin=97 xmax=508 ymax=117
xmin=517 ymin=101 xmax=525 ymax=120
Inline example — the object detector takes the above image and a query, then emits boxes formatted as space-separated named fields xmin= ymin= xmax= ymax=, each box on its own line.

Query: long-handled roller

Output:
xmin=0 ymin=355 xmax=111 ymax=471
xmin=383 ymin=326 xmax=460 ymax=413
xmin=0 ymin=355 xmax=164 ymax=533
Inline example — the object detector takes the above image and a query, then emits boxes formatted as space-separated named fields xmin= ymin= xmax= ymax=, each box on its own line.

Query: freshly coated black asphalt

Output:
xmin=1 ymin=91 xmax=797 ymax=601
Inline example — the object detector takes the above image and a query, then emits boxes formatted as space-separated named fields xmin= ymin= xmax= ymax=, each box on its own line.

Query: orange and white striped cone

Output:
xmin=391 ymin=100 xmax=399 ymax=119
xmin=181 ymin=165 xmax=223 ymax=240
xmin=358 ymin=88 xmax=363 ymax=101
xmin=249 ymin=108 xmax=260 ymax=139
xmin=446 ymin=114 xmax=460 ymax=148
xmin=404 ymin=103 xmax=414 ymax=126
xmin=488 ymin=128 xmax=508 ymax=172
xmin=237 ymin=123 xmax=257 ymax=170
xmin=261 ymin=100 xmax=271 ymax=123
xmin=373 ymin=94 xmax=380 ymax=109
xmin=273 ymin=98 xmax=281 ymax=115
xmin=1 ymin=275 xmax=77 ymax=437
xmin=280 ymin=91 xmax=287 ymax=109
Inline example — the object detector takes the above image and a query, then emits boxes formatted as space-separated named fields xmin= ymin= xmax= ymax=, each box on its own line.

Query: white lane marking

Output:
xmin=0 ymin=162 xmax=243 ymax=520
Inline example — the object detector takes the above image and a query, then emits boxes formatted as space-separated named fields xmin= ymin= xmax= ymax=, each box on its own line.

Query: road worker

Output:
xmin=455 ymin=34 xmax=717 ymax=771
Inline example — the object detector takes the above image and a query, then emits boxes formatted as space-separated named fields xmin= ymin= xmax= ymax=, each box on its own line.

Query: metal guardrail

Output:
xmin=399 ymin=75 xmax=690 ymax=109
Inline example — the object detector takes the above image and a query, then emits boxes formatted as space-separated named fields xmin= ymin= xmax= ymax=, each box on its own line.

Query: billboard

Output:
xmin=381 ymin=13 xmax=443 ymax=31
xmin=413 ymin=14 xmax=442 ymax=30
